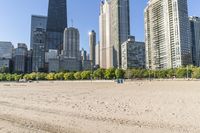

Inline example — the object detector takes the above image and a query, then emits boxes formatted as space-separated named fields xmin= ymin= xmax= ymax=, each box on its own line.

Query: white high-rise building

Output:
xmin=189 ymin=16 xmax=200 ymax=66
xmin=99 ymin=0 xmax=112 ymax=69
xmin=99 ymin=0 xmax=130 ymax=69
xmin=145 ymin=0 xmax=192 ymax=70
xmin=95 ymin=42 xmax=100 ymax=66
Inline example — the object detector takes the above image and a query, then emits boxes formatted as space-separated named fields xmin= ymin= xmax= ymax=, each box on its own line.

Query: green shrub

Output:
xmin=156 ymin=70 xmax=167 ymax=78
xmin=124 ymin=69 xmax=133 ymax=79
xmin=54 ymin=72 xmax=64 ymax=80
xmin=5 ymin=74 xmax=13 ymax=81
xmin=46 ymin=73 xmax=55 ymax=80
xmin=0 ymin=73 xmax=5 ymax=81
xmin=93 ymin=68 xmax=105 ymax=79
xmin=36 ymin=73 xmax=47 ymax=80
xmin=166 ymin=69 xmax=176 ymax=78
xmin=192 ymin=68 xmax=200 ymax=79
xmin=105 ymin=68 xmax=116 ymax=80
xmin=115 ymin=69 xmax=125 ymax=79
xmin=175 ymin=68 xmax=190 ymax=78
xmin=64 ymin=72 xmax=75 ymax=80
xmin=74 ymin=72 xmax=82 ymax=80
xmin=13 ymin=74 xmax=22 ymax=81
xmin=81 ymin=71 xmax=91 ymax=80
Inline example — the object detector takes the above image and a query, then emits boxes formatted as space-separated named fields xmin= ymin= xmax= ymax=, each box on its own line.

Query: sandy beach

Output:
xmin=0 ymin=80 xmax=200 ymax=133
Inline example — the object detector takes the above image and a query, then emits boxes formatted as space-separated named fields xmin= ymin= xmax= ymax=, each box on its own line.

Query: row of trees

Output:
xmin=0 ymin=68 xmax=125 ymax=81
xmin=1 ymin=66 xmax=200 ymax=81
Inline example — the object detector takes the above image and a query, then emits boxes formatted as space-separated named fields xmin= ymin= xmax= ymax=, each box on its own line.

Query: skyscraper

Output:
xmin=81 ymin=48 xmax=87 ymax=61
xmin=30 ymin=15 xmax=47 ymax=49
xmin=110 ymin=0 xmax=130 ymax=68
xmin=0 ymin=42 xmax=14 ymax=72
xmin=30 ymin=15 xmax=47 ymax=72
xmin=121 ymin=36 xmax=145 ymax=69
xmin=145 ymin=0 xmax=192 ymax=69
xmin=95 ymin=42 xmax=100 ymax=66
xmin=89 ymin=30 xmax=96 ymax=66
xmin=189 ymin=16 xmax=200 ymax=66
xmin=99 ymin=0 xmax=130 ymax=68
xmin=46 ymin=0 xmax=67 ymax=52
xmin=0 ymin=41 xmax=13 ymax=59
xmin=32 ymin=28 xmax=46 ymax=72
xmin=99 ymin=0 xmax=111 ymax=69
xmin=27 ymin=50 xmax=33 ymax=73
xmin=14 ymin=43 xmax=28 ymax=73
xmin=63 ymin=27 xmax=80 ymax=59
xmin=56 ymin=27 xmax=81 ymax=72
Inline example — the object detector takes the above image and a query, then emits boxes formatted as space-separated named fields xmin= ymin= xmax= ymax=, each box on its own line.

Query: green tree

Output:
xmin=142 ymin=69 xmax=150 ymax=78
xmin=166 ymin=69 xmax=175 ymax=78
xmin=46 ymin=73 xmax=55 ymax=80
xmin=74 ymin=72 xmax=82 ymax=80
xmin=156 ymin=70 xmax=167 ymax=79
xmin=23 ymin=74 xmax=29 ymax=80
xmin=105 ymin=68 xmax=116 ymax=80
xmin=36 ymin=73 xmax=47 ymax=80
xmin=0 ymin=73 xmax=5 ymax=81
xmin=93 ymin=68 xmax=105 ymax=79
xmin=5 ymin=74 xmax=13 ymax=81
xmin=54 ymin=72 xmax=64 ymax=80
xmin=175 ymin=67 xmax=192 ymax=78
xmin=131 ymin=69 xmax=139 ymax=78
xmin=64 ymin=72 xmax=75 ymax=80
xmin=124 ymin=69 xmax=133 ymax=79
xmin=13 ymin=74 xmax=22 ymax=81
xmin=81 ymin=71 xmax=91 ymax=80
xmin=132 ymin=69 xmax=145 ymax=78
xmin=192 ymin=67 xmax=200 ymax=79
xmin=29 ymin=72 xmax=37 ymax=80
xmin=115 ymin=69 xmax=125 ymax=79
xmin=0 ymin=65 xmax=9 ymax=73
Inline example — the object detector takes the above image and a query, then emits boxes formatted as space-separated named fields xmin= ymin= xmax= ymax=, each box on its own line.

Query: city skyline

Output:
xmin=0 ymin=0 xmax=199 ymax=52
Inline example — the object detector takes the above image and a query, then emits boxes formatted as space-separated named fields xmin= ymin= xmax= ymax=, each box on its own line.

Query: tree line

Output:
xmin=1 ymin=66 xmax=200 ymax=81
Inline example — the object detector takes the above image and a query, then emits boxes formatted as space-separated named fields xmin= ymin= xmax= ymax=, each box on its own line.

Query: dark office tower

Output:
xmin=46 ymin=0 xmax=67 ymax=52
xmin=32 ymin=28 xmax=46 ymax=72
xmin=89 ymin=30 xmax=96 ymax=67
xmin=27 ymin=50 xmax=33 ymax=73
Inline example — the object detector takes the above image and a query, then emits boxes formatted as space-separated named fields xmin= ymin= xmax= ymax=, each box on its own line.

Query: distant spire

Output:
xmin=71 ymin=19 xmax=74 ymax=27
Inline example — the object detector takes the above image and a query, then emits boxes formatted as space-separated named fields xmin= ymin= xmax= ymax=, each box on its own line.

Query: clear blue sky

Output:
xmin=0 ymin=0 xmax=199 ymax=52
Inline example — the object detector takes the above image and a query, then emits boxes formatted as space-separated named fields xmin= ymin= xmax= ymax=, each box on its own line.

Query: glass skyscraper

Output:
xmin=46 ymin=0 xmax=67 ymax=52
xmin=30 ymin=15 xmax=47 ymax=49
xmin=189 ymin=16 xmax=200 ymax=66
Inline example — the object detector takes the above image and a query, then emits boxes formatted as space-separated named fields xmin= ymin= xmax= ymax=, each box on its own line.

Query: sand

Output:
xmin=0 ymin=80 xmax=200 ymax=133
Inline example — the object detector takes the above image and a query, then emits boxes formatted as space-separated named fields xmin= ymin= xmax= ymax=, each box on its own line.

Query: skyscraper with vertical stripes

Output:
xmin=145 ymin=0 xmax=192 ymax=69
xmin=99 ymin=0 xmax=130 ymax=69
xmin=46 ymin=0 xmax=67 ymax=52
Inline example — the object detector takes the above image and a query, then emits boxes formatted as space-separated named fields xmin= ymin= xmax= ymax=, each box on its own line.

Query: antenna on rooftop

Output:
xmin=71 ymin=19 xmax=74 ymax=27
